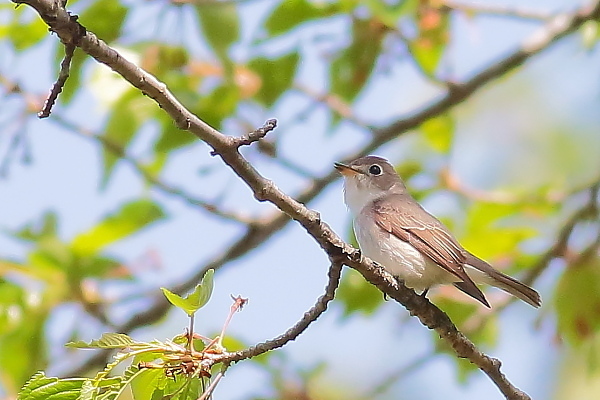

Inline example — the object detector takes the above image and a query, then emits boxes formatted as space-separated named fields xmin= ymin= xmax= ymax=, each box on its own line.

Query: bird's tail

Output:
xmin=465 ymin=253 xmax=541 ymax=308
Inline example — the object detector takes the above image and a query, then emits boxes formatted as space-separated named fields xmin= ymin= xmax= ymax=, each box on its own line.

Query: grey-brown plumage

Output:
xmin=335 ymin=155 xmax=541 ymax=308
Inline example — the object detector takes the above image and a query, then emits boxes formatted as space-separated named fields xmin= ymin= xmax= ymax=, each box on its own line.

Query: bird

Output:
xmin=334 ymin=155 xmax=541 ymax=308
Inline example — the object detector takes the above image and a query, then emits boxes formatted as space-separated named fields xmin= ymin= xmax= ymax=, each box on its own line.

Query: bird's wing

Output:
xmin=371 ymin=194 xmax=489 ymax=307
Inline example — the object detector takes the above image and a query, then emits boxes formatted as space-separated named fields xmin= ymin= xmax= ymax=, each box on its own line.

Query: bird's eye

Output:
xmin=369 ymin=164 xmax=382 ymax=176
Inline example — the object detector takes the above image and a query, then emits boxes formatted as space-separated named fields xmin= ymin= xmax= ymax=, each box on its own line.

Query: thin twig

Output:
xmin=215 ymin=258 xmax=343 ymax=363
xmin=227 ymin=118 xmax=277 ymax=151
xmin=197 ymin=368 xmax=225 ymax=400
xmin=18 ymin=0 xmax=600 ymax=397
xmin=39 ymin=44 xmax=75 ymax=118
xmin=463 ymin=184 xmax=600 ymax=333
xmin=49 ymin=114 xmax=257 ymax=224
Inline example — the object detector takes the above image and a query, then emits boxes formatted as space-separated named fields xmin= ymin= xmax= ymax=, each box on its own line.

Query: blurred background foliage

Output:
xmin=1 ymin=0 xmax=600 ymax=399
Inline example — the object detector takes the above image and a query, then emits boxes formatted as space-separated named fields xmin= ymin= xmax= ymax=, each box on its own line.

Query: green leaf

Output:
xmin=71 ymin=199 xmax=165 ymax=257
xmin=248 ymin=52 xmax=299 ymax=107
xmin=66 ymin=333 xmax=135 ymax=349
xmin=193 ymin=83 xmax=241 ymax=129
xmin=153 ymin=113 xmax=196 ymax=155
xmin=336 ymin=268 xmax=384 ymax=317
xmin=461 ymin=202 xmax=536 ymax=261
xmin=555 ymin=260 xmax=600 ymax=346
xmin=421 ymin=114 xmax=454 ymax=153
xmin=195 ymin=3 xmax=239 ymax=70
xmin=18 ymin=372 xmax=85 ymax=400
xmin=264 ymin=0 xmax=340 ymax=36
xmin=408 ymin=3 xmax=449 ymax=77
xmin=0 ymin=300 xmax=48 ymax=394
xmin=4 ymin=8 xmax=48 ymax=50
xmin=581 ymin=20 xmax=600 ymax=49
xmin=330 ymin=18 xmax=386 ymax=102
xmin=12 ymin=212 xmax=58 ymax=242
xmin=130 ymin=368 xmax=166 ymax=400
xmin=161 ymin=269 xmax=214 ymax=316
xmin=100 ymin=90 xmax=155 ymax=186
xmin=80 ymin=0 xmax=128 ymax=43
xmin=365 ymin=0 xmax=416 ymax=28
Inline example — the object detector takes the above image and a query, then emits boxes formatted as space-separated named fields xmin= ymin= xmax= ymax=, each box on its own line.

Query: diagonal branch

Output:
xmin=217 ymin=257 xmax=343 ymax=363
xmin=16 ymin=0 xmax=600 ymax=398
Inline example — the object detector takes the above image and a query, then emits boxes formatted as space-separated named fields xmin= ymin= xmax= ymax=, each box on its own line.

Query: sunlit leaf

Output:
xmin=461 ymin=202 xmax=536 ymax=261
xmin=66 ymin=333 xmax=135 ymax=349
xmin=421 ymin=114 xmax=454 ymax=153
xmin=161 ymin=269 xmax=214 ymax=316
xmin=71 ymin=199 xmax=165 ymax=257
xmin=130 ymin=367 xmax=166 ymax=400
xmin=18 ymin=372 xmax=85 ymax=400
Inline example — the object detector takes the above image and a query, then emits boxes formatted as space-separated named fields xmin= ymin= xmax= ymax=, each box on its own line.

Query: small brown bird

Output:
xmin=335 ymin=155 xmax=541 ymax=308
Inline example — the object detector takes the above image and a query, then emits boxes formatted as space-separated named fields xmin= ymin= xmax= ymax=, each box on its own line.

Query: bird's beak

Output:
xmin=334 ymin=162 xmax=362 ymax=176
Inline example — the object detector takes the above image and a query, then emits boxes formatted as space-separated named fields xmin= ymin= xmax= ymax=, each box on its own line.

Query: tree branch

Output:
xmin=38 ymin=43 xmax=75 ymax=118
xmin=215 ymin=257 xmax=343 ymax=363
xmin=48 ymin=114 xmax=258 ymax=224
xmin=16 ymin=0 xmax=600 ymax=397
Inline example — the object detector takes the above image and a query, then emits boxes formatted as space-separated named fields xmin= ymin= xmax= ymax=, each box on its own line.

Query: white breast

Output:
xmin=353 ymin=206 xmax=457 ymax=291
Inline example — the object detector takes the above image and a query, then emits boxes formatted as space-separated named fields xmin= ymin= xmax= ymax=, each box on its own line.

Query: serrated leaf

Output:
xmin=264 ymin=0 xmax=340 ymax=36
xmin=66 ymin=333 xmax=135 ymax=349
xmin=248 ymin=52 xmax=299 ymax=106
xmin=330 ymin=18 xmax=386 ymax=102
xmin=18 ymin=372 xmax=85 ymax=400
xmin=161 ymin=269 xmax=214 ymax=316
xmin=555 ymin=260 xmax=600 ymax=346
xmin=71 ymin=199 xmax=165 ymax=257
xmin=421 ymin=114 xmax=454 ymax=153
